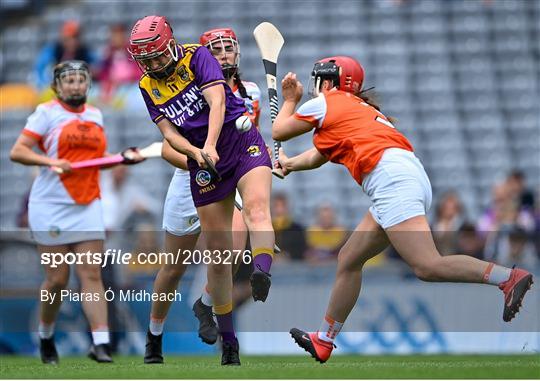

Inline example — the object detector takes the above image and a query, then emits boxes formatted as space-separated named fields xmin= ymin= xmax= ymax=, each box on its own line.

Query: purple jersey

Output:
xmin=139 ymin=44 xmax=245 ymax=147
xmin=188 ymin=119 xmax=271 ymax=207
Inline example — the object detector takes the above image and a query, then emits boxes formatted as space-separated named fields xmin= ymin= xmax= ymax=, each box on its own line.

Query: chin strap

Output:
xmin=358 ymin=86 xmax=375 ymax=94
xmin=222 ymin=65 xmax=238 ymax=80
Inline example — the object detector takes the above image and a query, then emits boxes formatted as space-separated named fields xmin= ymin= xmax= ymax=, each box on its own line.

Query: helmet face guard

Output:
xmin=131 ymin=40 xmax=178 ymax=80
xmin=200 ymin=28 xmax=240 ymax=79
xmin=308 ymin=61 xmax=340 ymax=97
xmin=53 ymin=60 xmax=91 ymax=107
xmin=128 ymin=15 xmax=179 ymax=80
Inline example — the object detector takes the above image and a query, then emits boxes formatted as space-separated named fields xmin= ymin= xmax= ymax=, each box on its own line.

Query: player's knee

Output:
xmin=336 ymin=248 xmax=367 ymax=272
xmin=208 ymin=263 xmax=230 ymax=277
xmin=336 ymin=263 xmax=361 ymax=280
xmin=205 ymin=236 xmax=229 ymax=251
xmin=243 ymin=200 xmax=270 ymax=225
xmin=79 ymin=266 xmax=102 ymax=283
xmin=46 ymin=274 xmax=69 ymax=290
xmin=161 ymin=264 xmax=187 ymax=280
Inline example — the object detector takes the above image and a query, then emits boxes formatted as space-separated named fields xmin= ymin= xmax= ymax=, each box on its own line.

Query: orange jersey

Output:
xmin=232 ymin=80 xmax=261 ymax=128
xmin=23 ymin=100 xmax=107 ymax=204
xmin=294 ymin=90 xmax=413 ymax=184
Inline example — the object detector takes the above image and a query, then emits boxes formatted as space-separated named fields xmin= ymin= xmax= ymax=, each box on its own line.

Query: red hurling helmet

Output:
xmin=310 ymin=56 xmax=365 ymax=96
xmin=199 ymin=27 xmax=240 ymax=78
xmin=128 ymin=15 xmax=178 ymax=80
xmin=199 ymin=27 xmax=238 ymax=46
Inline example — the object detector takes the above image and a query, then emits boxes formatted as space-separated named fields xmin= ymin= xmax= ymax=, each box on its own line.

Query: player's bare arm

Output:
xmin=253 ymin=106 xmax=261 ymax=129
xmin=156 ymin=118 xmax=205 ymax=167
xmin=201 ymin=84 xmax=225 ymax=165
xmin=10 ymin=134 xmax=72 ymax=172
xmin=273 ymin=73 xmax=313 ymax=141
xmin=161 ymin=139 xmax=189 ymax=170
xmin=278 ymin=147 xmax=327 ymax=176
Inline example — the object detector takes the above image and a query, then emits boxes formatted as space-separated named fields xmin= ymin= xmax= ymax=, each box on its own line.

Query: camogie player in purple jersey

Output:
xmin=140 ymin=26 xmax=273 ymax=365
xmin=129 ymin=16 xmax=275 ymax=366
xmin=191 ymin=27 xmax=270 ymax=345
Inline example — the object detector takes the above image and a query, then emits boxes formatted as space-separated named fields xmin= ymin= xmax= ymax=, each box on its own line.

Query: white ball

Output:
xmin=235 ymin=115 xmax=252 ymax=133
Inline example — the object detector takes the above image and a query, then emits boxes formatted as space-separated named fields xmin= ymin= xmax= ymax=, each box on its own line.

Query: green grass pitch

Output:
xmin=1 ymin=355 xmax=539 ymax=379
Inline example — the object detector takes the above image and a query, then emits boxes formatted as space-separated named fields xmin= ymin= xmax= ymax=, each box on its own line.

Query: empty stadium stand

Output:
xmin=1 ymin=0 xmax=538 ymax=228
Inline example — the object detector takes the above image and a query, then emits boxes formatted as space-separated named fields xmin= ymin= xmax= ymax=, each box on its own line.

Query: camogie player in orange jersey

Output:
xmin=10 ymin=60 xmax=144 ymax=365
xmin=272 ymin=56 xmax=534 ymax=363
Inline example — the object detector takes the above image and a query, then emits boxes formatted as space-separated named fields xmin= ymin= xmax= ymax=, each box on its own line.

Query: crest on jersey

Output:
xmin=177 ymin=65 xmax=190 ymax=82
xmin=195 ymin=170 xmax=212 ymax=187
xmin=152 ymin=88 xmax=161 ymax=99
xmin=247 ymin=145 xmax=261 ymax=157
xmin=77 ymin=122 xmax=90 ymax=132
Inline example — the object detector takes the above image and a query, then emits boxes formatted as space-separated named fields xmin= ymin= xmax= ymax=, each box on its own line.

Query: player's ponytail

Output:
xmin=234 ymin=72 xmax=252 ymax=100
xmin=356 ymin=88 xmax=397 ymax=126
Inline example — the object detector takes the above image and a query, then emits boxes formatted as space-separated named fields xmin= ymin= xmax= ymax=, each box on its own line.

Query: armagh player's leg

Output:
xmin=290 ymin=212 xmax=389 ymax=363
xmin=145 ymin=231 xmax=198 ymax=363
xmin=386 ymin=215 xmax=533 ymax=322
xmin=237 ymin=166 xmax=275 ymax=302
xmin=37 ymin=244 xmax=70 ymax=364
xmin=196 ymin=192 xmax=240 ymax=365
xmin=72 ymin=239 xmax=112 ymax=363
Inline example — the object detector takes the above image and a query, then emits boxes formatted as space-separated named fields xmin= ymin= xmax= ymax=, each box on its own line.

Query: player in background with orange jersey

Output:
xmin=10 ymin=61 xmax=143 ymax=364
xmin=271 ymin=56 xmax=534 ymax=363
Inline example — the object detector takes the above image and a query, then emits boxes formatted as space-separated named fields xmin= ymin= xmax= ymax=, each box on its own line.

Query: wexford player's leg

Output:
xmin=196 ymin=192 xmax=240 ymax=365
xmin=237 ymin=166 xmax=275 ymax=302
xmin=194 ymin=205 xmax=247 ymax=344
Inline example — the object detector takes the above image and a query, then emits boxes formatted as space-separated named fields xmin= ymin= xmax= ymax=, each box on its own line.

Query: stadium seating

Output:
xmin=1 ymin=0 xmax=538 ymax=229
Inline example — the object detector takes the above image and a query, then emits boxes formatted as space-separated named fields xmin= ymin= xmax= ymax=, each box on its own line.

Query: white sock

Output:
xmin=201 ymin=286 xmax=213 ymax=307
xmin=483 ymin=263 xmax=512 ymax=285
xmin=91 ymin=326 xmax=110 ymax=345
xmin=318 ymin=316 xmax=343 ymax=343
xmin=38 ymin=321 xmax=55 ymax=339
xmin=149 ymin=317 xmax=164 ymax=336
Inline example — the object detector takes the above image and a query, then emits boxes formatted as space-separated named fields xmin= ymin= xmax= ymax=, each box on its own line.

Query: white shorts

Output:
xmin=28 ymin=198 xmax=105 ymax=246
xmin=162 ymin=169 xmax=201 ymax=236
xmin=362 ymin=148 xmax=432 ymax=229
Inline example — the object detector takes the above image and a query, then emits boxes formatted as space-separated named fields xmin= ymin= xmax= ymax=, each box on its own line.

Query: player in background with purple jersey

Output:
xmin=129 ymin=16 xmax=275 ymax=366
